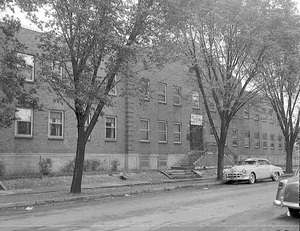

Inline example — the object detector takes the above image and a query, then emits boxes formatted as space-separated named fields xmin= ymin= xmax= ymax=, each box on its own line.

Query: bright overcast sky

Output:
xmin=3 ymin=0 xmax=300 ymax=31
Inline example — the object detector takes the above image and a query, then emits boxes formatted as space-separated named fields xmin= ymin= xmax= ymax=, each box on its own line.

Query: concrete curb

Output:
xmin=0 ymin=180 xmax=222 ymax=209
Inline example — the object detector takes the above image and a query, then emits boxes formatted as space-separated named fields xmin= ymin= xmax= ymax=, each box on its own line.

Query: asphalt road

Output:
xmin=0 ymin=180 xmax=298 ymax=231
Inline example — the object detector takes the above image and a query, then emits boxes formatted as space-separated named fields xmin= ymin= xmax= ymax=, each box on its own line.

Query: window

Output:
xmin=262 ymin=133 xmax=268 ymax=149
xmin=261 ymin=108 xmax=267 ymax=122
xmin=173 ymin=123 xmax=181 ymax=144
xmin=269 ymin=109 xmax=274 ymax=123
xmin=192 ymin=91 xmax=200 ymax=109
xmin=158 ymin=83 xmax=167 ymax=103
xmin=278 ymin=135 xmax=283 ymax=150
xmin=15 ymin=108 xmax=33 ymax=137
xmin=209 ymin=100 xmax=216 ymax=112
xmin=140 ymin=78 xmax=150 ymax=100
xmin=105 ymin=117 xmax=116 ymax=140
xmin=140 ymin=119 xmax=150 ymax=142
xmin=108 ymin=76 xmax=117 ymax=96
xmin=49 ymin=111 xmax=64 ymax=138
xmin=173 ymin=86 xmax=181 ymax=106
xmin=245 ymin=131 xmax=250 ymax=148
xmin=232 ymin=128 xmax=238 ymax=147
xmin=158 ymin=121 xmax=167 ymax=143
xmin=18 ymin=53 xmax=35 ymax=82
xmin=244 ymin=105 xmax=249 ymax=118
xmin=85 ymin=114 xmax=91 ymax=141
xmin=270 ymin=134 xmax=275 ymax=149
xmin=210 ymin=127 xmax=214 ymax=136
xmin=51 ymin=61 xmax=63 ymax=80
xmin=254 ymin=132 xmax=260 ymax=149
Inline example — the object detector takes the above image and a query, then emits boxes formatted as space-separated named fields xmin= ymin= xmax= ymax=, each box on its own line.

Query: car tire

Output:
xmin=272 ymin=172 xmax=279 ymax=181
xmin=288 ymin=208 xmax=300 ymax=218
xmin=248 ymin=172 xmax=256 ymax=184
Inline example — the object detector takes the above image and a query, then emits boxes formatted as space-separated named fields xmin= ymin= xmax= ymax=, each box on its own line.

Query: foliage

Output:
xmin=0 ymin=3 xmax=40 ymax=128
xmin=62 ymin=158 xmax=107 ymax=173
xmin=17 ymin=0 xmax=167 ymax=193
xmin=38 ymin=157 xmax=53 ymax=175
xmin=256 ymin=0 xmax=300 ymax=173
xmin=0 ymin=160 xmax=5 ymax=176
xmin=111 ymin=159 xmax=120 ymax=172
xmin=162 ymin=0 xmax=299 ymax=179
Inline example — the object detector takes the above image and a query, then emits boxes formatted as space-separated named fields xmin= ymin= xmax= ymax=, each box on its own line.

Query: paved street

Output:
xmin=0 ymin=180 xmax=298 ymax=231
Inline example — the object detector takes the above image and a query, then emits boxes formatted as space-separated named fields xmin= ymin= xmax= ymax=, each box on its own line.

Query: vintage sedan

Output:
xmin=223 ymin=158 xmax=284 ymax=184
xmin=273 ymin=169 xmax=299 ymax=218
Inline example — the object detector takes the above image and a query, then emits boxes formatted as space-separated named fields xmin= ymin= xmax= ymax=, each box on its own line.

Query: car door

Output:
xmin=256 ymin=160 xmax=267 ymax=179
xmin=259 ymin=160 xmax=271 ymax=178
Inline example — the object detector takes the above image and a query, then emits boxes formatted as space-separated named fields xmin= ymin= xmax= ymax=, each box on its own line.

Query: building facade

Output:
xmin=0 ymin=27 xmax=295 ymax=175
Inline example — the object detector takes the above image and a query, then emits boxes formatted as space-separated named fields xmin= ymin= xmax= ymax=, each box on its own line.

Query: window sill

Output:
xmin=158 ymin=101 xmax=167 ymax=104
xmin=174 ymin=142 xmax=182 ymax=145
xmin=48 ymin=136 xmax=64 ymax=140
xmin=173 ymin=104 xmax=181 ymax=107
xmin=15 ymin=135 xmax=33 ymax=139
xmin=159 ymin=141 xmax=167 ymax=144
xmin=140 ymin=140 xmax=150 ymax=143
xmin=105 ymin=139 xmax=117 ymax=142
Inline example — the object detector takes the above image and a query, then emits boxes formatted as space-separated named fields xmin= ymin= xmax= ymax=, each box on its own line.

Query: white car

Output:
xmin=223 ymin=158 xmax=284 ymax=184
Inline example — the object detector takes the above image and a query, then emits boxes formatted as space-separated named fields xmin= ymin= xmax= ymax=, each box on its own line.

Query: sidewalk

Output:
xmin=0 ymin=176 xmax=221 ymax=209
xmin=0 ymin=171 xmax=294 ymax=210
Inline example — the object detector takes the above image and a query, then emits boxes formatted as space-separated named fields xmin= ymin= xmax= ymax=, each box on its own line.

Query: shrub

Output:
xmin=39 ymin=157 xmax=53 ymax=175
xmin=111 ymin=159 xmax=120 ymax=172
xmin=0 ymin=160 xmax=5 ymax=176
xmin=62 ymin=158 xmax=106 ymax=173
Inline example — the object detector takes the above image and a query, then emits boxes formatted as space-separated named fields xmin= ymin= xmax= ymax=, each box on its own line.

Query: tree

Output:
xmin=19 ymin=0 xmax=165 ymax=193
xmin=258 ymin=0 xmax=300 ymax=173
xmin=163 ymin=0 xmax=289 ymax=179
xmin=0 ymin=2 xmax=39 ymax=128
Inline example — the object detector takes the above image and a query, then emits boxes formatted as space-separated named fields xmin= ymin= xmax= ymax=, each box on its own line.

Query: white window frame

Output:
xmin=173 ymin=86 xmax=181 ymax=106
xmin=158 ymin=82 xmax=167 ymax=103
xmin=173 ymin=123 xmax=182 ymax=144
xmin=51 ymin=61 xmax=63 ymax=80
xmin=141 ymin=78 xmax=150 ymax=101
xmin=262 ymin=133 xmax=268 ymax=149
xmin=85 ymin=114 xmax=91 ymax=141
xmin=232 ymin=128 xmax=238 ymax=147
xmin=244 ymin=130 xmax=250 ymax=148
xmin=278 ymin=135 xmax=283 ymax=150
xmin=105 ymin=116 xmax=117 ymax=141
xmin=17 ymin=53 xmax=35 ymax=82
xmin=140 ymin=119 xmax=150 ymax=142
xmin=158 ymin=121 xmax=167 ymax=143
xmin=244 ymin=105 xmax=249 ymax=118
xmin=108 ymin=76 xmax=117 ymax=96
xmin=254 ymin=132 xmax=260 ymax=149
xmin=15 ymin=108 xmax=33 ymax=138
xmin=192 ymin=91 xmax=200 ymax=109
xmin=48 ymin=110 xmax=64 ymax=139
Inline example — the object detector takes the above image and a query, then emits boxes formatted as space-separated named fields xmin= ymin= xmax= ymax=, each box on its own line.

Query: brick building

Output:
xmin=0 ymin=27 xmax=294 ymax=175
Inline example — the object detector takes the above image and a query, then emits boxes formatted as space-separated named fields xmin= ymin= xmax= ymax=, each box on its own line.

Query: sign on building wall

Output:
xmin=191 ymin=114 xmax=203 ymax=126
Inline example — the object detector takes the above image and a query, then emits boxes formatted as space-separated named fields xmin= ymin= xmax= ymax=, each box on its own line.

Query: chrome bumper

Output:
xmin=223 ymin=174 xmax=250 ymax=181
xmin=273 ymin=198 xmax=300 ymax=209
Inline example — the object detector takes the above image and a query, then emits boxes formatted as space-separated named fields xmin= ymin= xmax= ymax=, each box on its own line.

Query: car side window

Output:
xmin=258 ymin=160 xmax=264 ymax=165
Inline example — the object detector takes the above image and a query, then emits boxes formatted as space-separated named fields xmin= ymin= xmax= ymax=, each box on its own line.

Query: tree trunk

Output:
xmin=216 ymin=126 xmax=227 ymax=180
xmin=285 ymin=142 xmax=293 ymax=173
xmin=70 ymin=123 xmax=86 ymax=194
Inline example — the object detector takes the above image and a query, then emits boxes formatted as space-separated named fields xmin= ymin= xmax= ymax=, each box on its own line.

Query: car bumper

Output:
xmin=223 ymin=174 xmax=250 ymax=181
xmin=273 ymin=199 xmax=300 ymax=209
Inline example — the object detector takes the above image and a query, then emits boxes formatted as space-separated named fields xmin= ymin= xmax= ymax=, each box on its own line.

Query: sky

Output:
xmin=3 ymin=0 xmax=300 ymax=31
